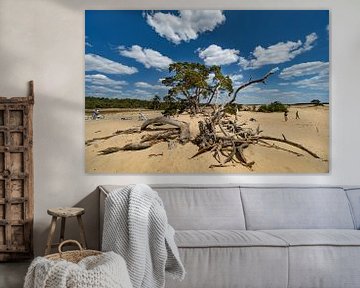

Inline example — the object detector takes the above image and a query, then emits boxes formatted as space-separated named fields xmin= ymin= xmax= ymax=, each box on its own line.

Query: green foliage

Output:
xmin=149 ymin=95 xmax=161 ymax=110
xmin=310 ymin=99 xmax=323 ymax=106
xmin=224 ymin=104 xmax=238 ymax=115
xmin=85 ymin=97 xmax=167 ymax=110
xmin=162 ymin=94 xmax=178 ymax=116
xmin=257 ymin=101 xmax=288 ymax=113
xmin=162 ymin=62 xmax=233 ymax=114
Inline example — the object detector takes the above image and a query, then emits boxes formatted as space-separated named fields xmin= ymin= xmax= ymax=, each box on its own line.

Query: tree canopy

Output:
xmin=162 ymin=62 xmax=233 ymax=115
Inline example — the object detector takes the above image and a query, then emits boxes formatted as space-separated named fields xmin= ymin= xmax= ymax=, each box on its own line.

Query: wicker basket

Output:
xmin=45 ymin=240 xmax=102 ymax=263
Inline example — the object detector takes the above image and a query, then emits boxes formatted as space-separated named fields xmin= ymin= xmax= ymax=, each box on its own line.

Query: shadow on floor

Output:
xmin=0 ymin=261 xmax=30 ymax=288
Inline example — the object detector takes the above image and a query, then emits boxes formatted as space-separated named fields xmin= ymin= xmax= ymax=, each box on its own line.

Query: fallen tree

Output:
xmin=95 ymin=63 xmax=322 ymax=169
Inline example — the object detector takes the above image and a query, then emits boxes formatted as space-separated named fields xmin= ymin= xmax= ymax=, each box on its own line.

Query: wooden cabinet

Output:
xmin=0 ymin=81 xmax=34 ymax=261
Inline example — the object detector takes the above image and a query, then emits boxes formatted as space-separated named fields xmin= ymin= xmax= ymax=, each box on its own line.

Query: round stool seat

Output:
xmin=47 ymin=207 xmax=85 ymax=218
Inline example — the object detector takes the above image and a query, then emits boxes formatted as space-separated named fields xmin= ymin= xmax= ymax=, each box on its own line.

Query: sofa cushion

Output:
xmin=99 ymin=185 xmax=246 ymax=230
xmin=261 ymin=230 xmax=360 ymax=287
xmin=175 ymin=230 xmax=287 ymax=248
xmin=165 ymin=246 xmax=288 ymax=288
xmin=262 ymin=229 xmax=360 ymax=246
xmin=345 ymin=188 xmax=360 ymax=229
xmin=241 ymin=187 xmax=355 ymax=230
xmin=154 ymin=186 xmax=246 ymax=230
xmin=287 ymin=246 xmax=360 ymax=288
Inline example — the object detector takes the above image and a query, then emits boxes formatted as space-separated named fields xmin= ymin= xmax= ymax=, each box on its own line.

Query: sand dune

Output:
xmin=85 ymin=105 xmax=329 ymax=174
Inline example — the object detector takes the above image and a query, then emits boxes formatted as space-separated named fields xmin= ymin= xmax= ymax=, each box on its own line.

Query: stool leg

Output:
xmin=77 ymin=215 xmax=87 ymax=249
xmin=45 ymin=216 xmax=57 ymax=255
xmin=60 ymin=217 xmax=66 ymax=243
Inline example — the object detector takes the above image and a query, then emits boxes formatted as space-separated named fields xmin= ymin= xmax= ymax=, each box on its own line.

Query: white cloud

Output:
xmin=303 ymin=33 xmax=318 ymax=51
xmin=240 ymin=87 xmax=328 ymax=104
xmin=85 ymin=54 xmax=138 ymax=75
xmin=135 ymin=81 xmax=167 ymax=90
xmin=229 ymin=74 xmax=244 ymax=86
xmin=239 ymin=33 xmax=318 ymax=70
xmin=119 ymin=45 xmax=173 ymax=70
xmin=146 ymin=10 xmax=225 ymax=44
xmin=85 ymin=74 xmax=128 ymax=86
xmin=197 ymin=44 xmax=239 ymax=66
xmin=85 ymin=85 xmax=124 ymax=97
xmin=133 ymin=89 xmax=153 ymax=98
xmin=279 ymin=61 xmax=329 ymax=91
xmin=279 ymin=61 xmax=329 ymax=79
xmin=292 ymin=71 xmax=329 ymax=90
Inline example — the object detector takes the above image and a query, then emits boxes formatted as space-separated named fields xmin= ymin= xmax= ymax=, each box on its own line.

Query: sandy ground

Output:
xmin=85 ymin=105 xmax=329 ymax=174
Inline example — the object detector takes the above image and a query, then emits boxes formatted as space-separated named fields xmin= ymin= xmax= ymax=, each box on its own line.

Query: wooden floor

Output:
xmin=0 ymin=261 xmax=30 ymax=288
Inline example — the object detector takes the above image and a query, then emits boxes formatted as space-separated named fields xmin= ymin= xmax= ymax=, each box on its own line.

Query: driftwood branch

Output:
xmin=141 ymin=116 xmax=190 ymax=144
xmin=99 ymin=142 xmax=153 ymax=155
xmin=259 ymin=136 xmax=320 ymax=158
xmin=86 ymin=128 xmax=140 ymax=146
xmin=228 ymin=70 xmax=276 ymax=105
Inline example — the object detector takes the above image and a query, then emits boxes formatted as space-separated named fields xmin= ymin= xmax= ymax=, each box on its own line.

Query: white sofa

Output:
xmin=99 ymin=185 xmax=360 ymax=288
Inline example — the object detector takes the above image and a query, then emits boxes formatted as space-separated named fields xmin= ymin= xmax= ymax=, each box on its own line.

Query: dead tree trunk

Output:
xmin=141 ymin=116 xmax=190 ymax=144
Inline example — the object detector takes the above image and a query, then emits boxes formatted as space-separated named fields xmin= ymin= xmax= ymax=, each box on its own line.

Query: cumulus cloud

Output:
xmin=85 ymin=74 xmax=128 ymax=86
xmin=279 ymin=61 xmax=329 ymax=79
xmin=279 ymin=61 xmax=329 ymax=91
xmin=229 ymin=74 xmax=244 ymax=86
xmin=119 ymin=45 xmax=173 ymax=70
xmin=135 ymin=81 xmax=168 ymax=90
xmin=85 ymin=54 xmax=138 ymax=74
xmin=239 ymin=33 xmax=318 ymax=70
xmin=85 ymin=85 xmax=124 ymax=97
xmin=145 ymin=10 xmax=225 ymax=44
xmin=85 ymin=74 xmax=128 ymax=97
xmin=292 ymin=71 xmax=329 ymax=90
xmin=197 ymin=44 xmax=240 ymax=66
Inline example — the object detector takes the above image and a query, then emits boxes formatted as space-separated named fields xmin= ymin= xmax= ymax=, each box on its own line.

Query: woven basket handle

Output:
xmin=58 ymin=240 xmax=83 ymax=255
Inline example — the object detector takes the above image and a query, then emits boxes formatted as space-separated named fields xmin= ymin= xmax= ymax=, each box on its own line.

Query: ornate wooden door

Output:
xmin=0 ymin=81 xmax=34 ymax=261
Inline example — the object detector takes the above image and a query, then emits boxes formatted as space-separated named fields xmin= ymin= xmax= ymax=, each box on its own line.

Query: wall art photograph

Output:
xmin=85 ymin=10 xmax=329 ymax=173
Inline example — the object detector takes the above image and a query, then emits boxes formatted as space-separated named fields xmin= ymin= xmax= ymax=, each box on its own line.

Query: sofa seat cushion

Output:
xmin=262 ymin=229 xmax=360 ymax=246
xmin=175 ymin=230 xmax=288 ymax=248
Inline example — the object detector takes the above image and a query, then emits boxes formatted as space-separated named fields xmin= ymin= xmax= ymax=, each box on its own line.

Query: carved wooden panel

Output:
xmin=0 ymin=81 xmax=34 ymax=261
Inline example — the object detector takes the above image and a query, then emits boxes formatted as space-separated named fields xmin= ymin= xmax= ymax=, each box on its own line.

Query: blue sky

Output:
xmin=85 ymin=10 xmax=329 ymax=104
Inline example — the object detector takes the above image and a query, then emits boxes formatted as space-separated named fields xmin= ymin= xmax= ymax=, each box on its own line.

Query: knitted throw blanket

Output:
xmin=24 ymin=251 xmax=133 ymax=288
xmin=102 ymin=184 xmax=185 ymax=288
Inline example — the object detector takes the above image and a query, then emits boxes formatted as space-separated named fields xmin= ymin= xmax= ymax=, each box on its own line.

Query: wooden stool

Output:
xmin=45 ymin=207 xmax=87 ymax=255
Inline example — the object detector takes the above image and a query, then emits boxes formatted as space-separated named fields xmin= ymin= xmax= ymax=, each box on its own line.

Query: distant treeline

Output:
xmin=85 ymin=97 xmax=326 ymax=112
xmin=85 ymin=97 xmax=167 ymax=110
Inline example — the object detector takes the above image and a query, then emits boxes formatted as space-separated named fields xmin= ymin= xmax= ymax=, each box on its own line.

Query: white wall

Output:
xmin=0 ymin=0 xmax=359 ymax=256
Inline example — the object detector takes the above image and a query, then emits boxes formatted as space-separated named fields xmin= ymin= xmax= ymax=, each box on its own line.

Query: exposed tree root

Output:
xmin=86 ymin=128 xmax=140 ymax=146
xmin=99 ymin=142 xmax=153 ymax=155
xmin=122 ymin=143 xmax=153 ymax=150
xmin=140 ymin=129 xmax=178 ymax=143
xmin=209 ymin=164 xmax=236 ymax=168
xmin=259 ymin=136 xmax=320 ymax=158
xmin=258 ymin=140 xmax=304 ymax=157
xmin=141 ymin=116 xmax=190 ymax=144
xmin=95 ymin=69 xmax=321 ymax=169
xmin=190 ymin=112 xmax=321 ymax=169
xmin=148 ymin=153 xmax=164 ymax=157
xmin=99 ymin=147 xmax=122 ymax=155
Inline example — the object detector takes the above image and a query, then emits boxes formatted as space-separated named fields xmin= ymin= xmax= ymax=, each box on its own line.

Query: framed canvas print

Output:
xmin=85 ymin=10 xmax=329 ymax=174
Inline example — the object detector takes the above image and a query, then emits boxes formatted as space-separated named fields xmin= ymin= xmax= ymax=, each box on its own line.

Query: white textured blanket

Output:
xmin=102 ymin=184 xmax=185 ymax=288
xmin=24 ymin=251 xmax=132 ymax=288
